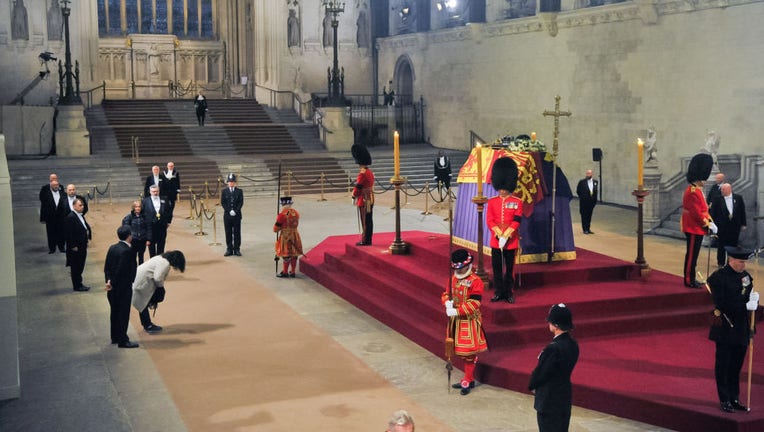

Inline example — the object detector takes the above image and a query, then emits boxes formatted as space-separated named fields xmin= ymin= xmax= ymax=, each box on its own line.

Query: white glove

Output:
xmin=749 ymin=291 xmax=760 ymax=303
xmin=445 ymin=300 xmax=454 ymax=309
xmin=229 ymin=210 xmax=236 ymax=217
xmin=446 ymin=307 xmax=458 ymax=317
xmin=746 ymin=300 xmax=758 ymax=311
xmin=499 ymin=237 xmax=508 ymax=249
xmin=708 ymin=222 xmax=718 ymax=234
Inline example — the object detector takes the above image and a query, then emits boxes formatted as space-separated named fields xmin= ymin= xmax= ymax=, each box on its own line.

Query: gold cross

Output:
xmin=542 ymin=95 xmax=572 ymax=159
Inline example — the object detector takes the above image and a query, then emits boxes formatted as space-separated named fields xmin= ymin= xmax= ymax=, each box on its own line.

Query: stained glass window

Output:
xmin=97 ymin=0 xmax=213 ymax=38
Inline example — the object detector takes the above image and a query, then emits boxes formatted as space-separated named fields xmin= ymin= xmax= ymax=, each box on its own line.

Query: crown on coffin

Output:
xmin=495 ymin=134 xmax=546 ymax=152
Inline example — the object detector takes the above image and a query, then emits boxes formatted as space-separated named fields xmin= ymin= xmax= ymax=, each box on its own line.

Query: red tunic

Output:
xmin=681 ymin=184 xmax=711 ymax=235
xmin=352 ymin=167 xmax=375 ymax=209
xmin=485 ymin=194 xmax=523 ymax=249
xmin=441 ymin=273 xmax=488 ymax=357
xmin=273 ymin=208 xmax=302 ymax=257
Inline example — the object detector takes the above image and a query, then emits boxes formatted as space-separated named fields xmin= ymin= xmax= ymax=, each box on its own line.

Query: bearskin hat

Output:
xmin=450 ymin=249 xmax=473 ymax=269
xmin=686 ymin=153 xmax=713 ymax=183
xmin=351 ymin=144 xmax=372 ymax=166
xmin=490 ymin=157 xmax=519 ymax=192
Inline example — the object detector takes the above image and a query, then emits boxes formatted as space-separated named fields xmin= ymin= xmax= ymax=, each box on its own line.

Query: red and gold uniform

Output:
xmin=486 ymin=193 xmax=523 ymax=302
xmin=352 ymin=167 xmax=375 ymax=245
xmin=274 ymin=205 xmax=302 ymax=277
xmin=681 ymin=183 xmax=713 ymax=286
xmin=442 ymin=263 xmax=488 ymax=394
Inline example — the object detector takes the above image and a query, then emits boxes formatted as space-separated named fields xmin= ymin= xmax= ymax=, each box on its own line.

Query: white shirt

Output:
xmin=75 ymin=211 xmax=88 ymax=230
xmin=587 ymin=178 xmax=594 ymax=194
xmin=152 ymin=196 xmax=161 ymax=212
xmin=51 ymin=188 xmax=60 ymax=206
xmin=724 ymin=195 xmax=734 ymax=217
xmin=68 ymin=195 xmax=76 ymax=210
xmin=165 ymin=170 xmax=174 ymax=179
xmin=153 ymin=175 xmax=160 ymax=186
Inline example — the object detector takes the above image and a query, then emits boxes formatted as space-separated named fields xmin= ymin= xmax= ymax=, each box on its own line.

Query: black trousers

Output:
xmin=148 ymin=224 xmax=167 ymax=257
xmin=131 ymin=239 xmax=147 ymax=264
xmin=491 ymin=248 xmax=516 ymax=298
xmin=683 ymin=233 xmax=704 ymax=285
xmin=579 ymin=202 xmax=595 ymax=232
xmin=224 ymin=216 xmax=242 ymax=251
xmin=715 ymin=342 xmax=748 ymax=404
xmin=139 ymin=306 xmax=154 ymax=329
xmin=45 ymin=219 xmax=65 ymax=252
xmin=67 ymin=248 xmax=87 ymax=289
xmin=107 ymin=285 xmax=132 ymax=343
xmin=537 ymin=410 xmax=571 ymax=432
xmin=196 ymin=110 xmax=206 ymax=126
xmin=358 ymin=206 xmax=374 ymax=244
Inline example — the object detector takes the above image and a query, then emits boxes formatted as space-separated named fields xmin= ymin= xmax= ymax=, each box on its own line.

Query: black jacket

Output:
xmin=708 ymin=265 xmax=754 ymax=346
xmin=709 ymin=194 xmax=746 ymax=242
xmin=63 ymin=211 xmax=91 ymax=251
xmin=39 ymin=184 xmax=67 ymax=223
xmin=529 ymin=332 xmax=580 ymax=414
xmin=576 ymin=178 xmax=598 ymax=207
xmin=221 ymin=187 xmax=244 ymax=219
xmin=104 ymin=241 xmax=137 ymax=290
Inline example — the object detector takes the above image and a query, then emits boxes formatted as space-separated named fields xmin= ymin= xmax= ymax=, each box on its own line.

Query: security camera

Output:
xmin=39 ymin=51 xmax=57 ymax=62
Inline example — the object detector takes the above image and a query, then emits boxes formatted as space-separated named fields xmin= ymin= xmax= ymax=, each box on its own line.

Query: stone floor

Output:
xmin=4 ymin=185 xmax=746 ymax=431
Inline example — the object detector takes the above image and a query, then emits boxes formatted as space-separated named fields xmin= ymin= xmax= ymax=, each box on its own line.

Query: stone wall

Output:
xmin=377 ymin=1 xmax=764 ymax=206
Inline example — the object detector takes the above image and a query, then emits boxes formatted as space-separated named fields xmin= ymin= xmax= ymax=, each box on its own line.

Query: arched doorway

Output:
xmin=394 ymin=56 xmax=415 ymax=106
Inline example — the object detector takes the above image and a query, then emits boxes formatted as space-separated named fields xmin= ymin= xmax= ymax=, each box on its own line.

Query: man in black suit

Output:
xmin=221 ymin=173 xmax=244 ymax=256
xmin=163 ymin=161 xmax=181 ymax=214
xmin=706 ymin=172 xmax=725 ymax=204
xmin=104 ymin=226 xmax=139 ymax=348
xmin=142 ymin=185 xmax=172 ymax=257
xmin=529 ymin=304 xmax=580 ymax=432
xmin=39 ymin=173 xmax=67 ymax=253
xmin=576 ymin=169 xmax=598 ymax=234
xmin=64 ymin=183 xmax=89 ymax=216
xmin=710 ymin=183 xmax=747 ymax=267
xmin=63 ymin=197 xmax=91 ymax=291
xmin=143 ymin=165 xmax=167 ymax=199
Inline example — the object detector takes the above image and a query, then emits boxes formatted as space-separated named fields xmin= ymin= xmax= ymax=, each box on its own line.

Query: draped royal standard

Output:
xmin=454 ymin=146 xmax=576 ymax=263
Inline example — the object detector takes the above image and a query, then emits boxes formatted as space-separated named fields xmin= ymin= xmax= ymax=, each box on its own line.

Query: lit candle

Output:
xmin=531 ymin=131 xmax=537 ymax=141
xmin=476 ymin=143 xmax=483 ymax=197
xmin=637 ymin=138 xmax=644 ymax=188
xmin=394 ymin=131 xmax=400 ymax=177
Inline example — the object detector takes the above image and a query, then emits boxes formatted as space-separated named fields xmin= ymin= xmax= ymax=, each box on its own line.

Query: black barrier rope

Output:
xmin=201 ymin=203 xmax=216 ymax=220
xmin=289 ymin=172 xmax=321 ymax=186
xmin=324 ymin=175 xmax=354 ymax=188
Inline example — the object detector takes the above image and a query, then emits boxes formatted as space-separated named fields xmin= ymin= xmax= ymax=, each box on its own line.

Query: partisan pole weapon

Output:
xmin=275 ymin=160 xmax=282 ymax=274
xmin=445 ymin=189 xmax=455 ymax=392
xmin=697 ymin=272 xmax=734 ymax=327
xmin=746 ymin=246 xmax=761 ymax=411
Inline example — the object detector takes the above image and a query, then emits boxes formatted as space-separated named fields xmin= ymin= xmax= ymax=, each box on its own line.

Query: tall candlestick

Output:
xmin=476 ymin=143 xmax=483 ymax=197
xmin=637 ymin=138 xmax=644 ymax=188
xmin=394 ymin=131 xmax=400 ymax=177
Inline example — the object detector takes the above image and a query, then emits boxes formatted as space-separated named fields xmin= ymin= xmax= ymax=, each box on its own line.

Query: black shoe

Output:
xmin=289 ymin=273 xmax=296 ymax=278
xmin=506 ymin=295 xmax=515 ymax=304
xmin=452 ymin=381 xmax=475 ymax=389
xmin=224 ymin=250 xmax=233 ymax=256
xmin=118 ymin=341 xmax=139 ymax=348
xmin=460 ymin=385 xmax=472 ymax=396
xmin=720 ymin=401 xmax=735 ymax=413
xmin=234 ymin=250 xmax=242 ymax=256
xmin=685 ymin=281 xmax=702 ymax=289
xmin=731 ymin=400 xmax=748 ymax=411
xmin=276 ymin=272 xmax=289 ymax=278
xmin=490 ymin=294 xmax=506 ymax=302
xmin=74 ymin=285 xmax=90 ymax=292
xmin=144 ymin=324 xmax=163 ymax=334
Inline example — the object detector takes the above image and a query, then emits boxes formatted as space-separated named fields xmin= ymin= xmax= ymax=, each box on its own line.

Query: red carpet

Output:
xmin=301 ymin=231 xmax=764 ymax=432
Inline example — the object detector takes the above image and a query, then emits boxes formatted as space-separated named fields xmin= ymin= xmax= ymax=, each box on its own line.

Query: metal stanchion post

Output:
xmin=204 ymin=181 xmax=209 ymax=201
xmin=187 ymin=190 xmax=194 ymax=220
xmin=208 ymin=206 xmax=221 ymax=245
xmin=421 ymin=182 xmax=432 ymax=215
xmin=195 ymin=200 xmax=207 ymax=236
xmin=318 ymin=172 xmax=327 ymax=201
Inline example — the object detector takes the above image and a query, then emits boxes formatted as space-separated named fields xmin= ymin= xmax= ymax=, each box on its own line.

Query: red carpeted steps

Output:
xmin=301 ymin=231 xmax=764 ymax=432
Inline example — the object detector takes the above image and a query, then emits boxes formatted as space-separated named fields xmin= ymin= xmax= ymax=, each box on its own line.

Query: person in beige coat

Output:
xmin=132 ymin=250 xmax=185 ymax=334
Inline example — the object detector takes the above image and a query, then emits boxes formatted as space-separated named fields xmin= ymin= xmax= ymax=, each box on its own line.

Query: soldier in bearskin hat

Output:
xmin=681 ymin=153 xmax=717 ymax=288
xmin=486 ymin=157 xmax=523 ymax=303
xmin=529 ymin=303 xmax=579 ymax=432
xmin=351 ymin=145 xmax=375 ymax=246
xmin=273 ymin=196 xmax=302 ymax=278
xmin=441 ymin=249 xmax=488 ymax=395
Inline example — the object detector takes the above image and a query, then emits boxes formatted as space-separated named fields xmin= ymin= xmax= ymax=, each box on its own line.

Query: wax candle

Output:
xmin=476 ymin=143 xmax=483 ymax=197
xmin=394 ymin=131 xmax=400 ymax=177
xmin=637 ymin=138 xmax=644 ymax=188
xmin=531 ymin=131 xmax=537 ymax=141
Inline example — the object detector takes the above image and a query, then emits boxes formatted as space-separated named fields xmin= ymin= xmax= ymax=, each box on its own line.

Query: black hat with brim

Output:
xmin=352 ymin=144 xmax=372 ymax=166
xmin=547 ymin=303 xmax=574 ymax=331
xmin=490 ymin=157 xmax=519 ymax=192
xmin=450 ymin=249 xmax=473 ymax=269
xmin=686 ymin=153 xmax=713 ymax=183
xmin=725 ymin=246 xmax=754 ymax=260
